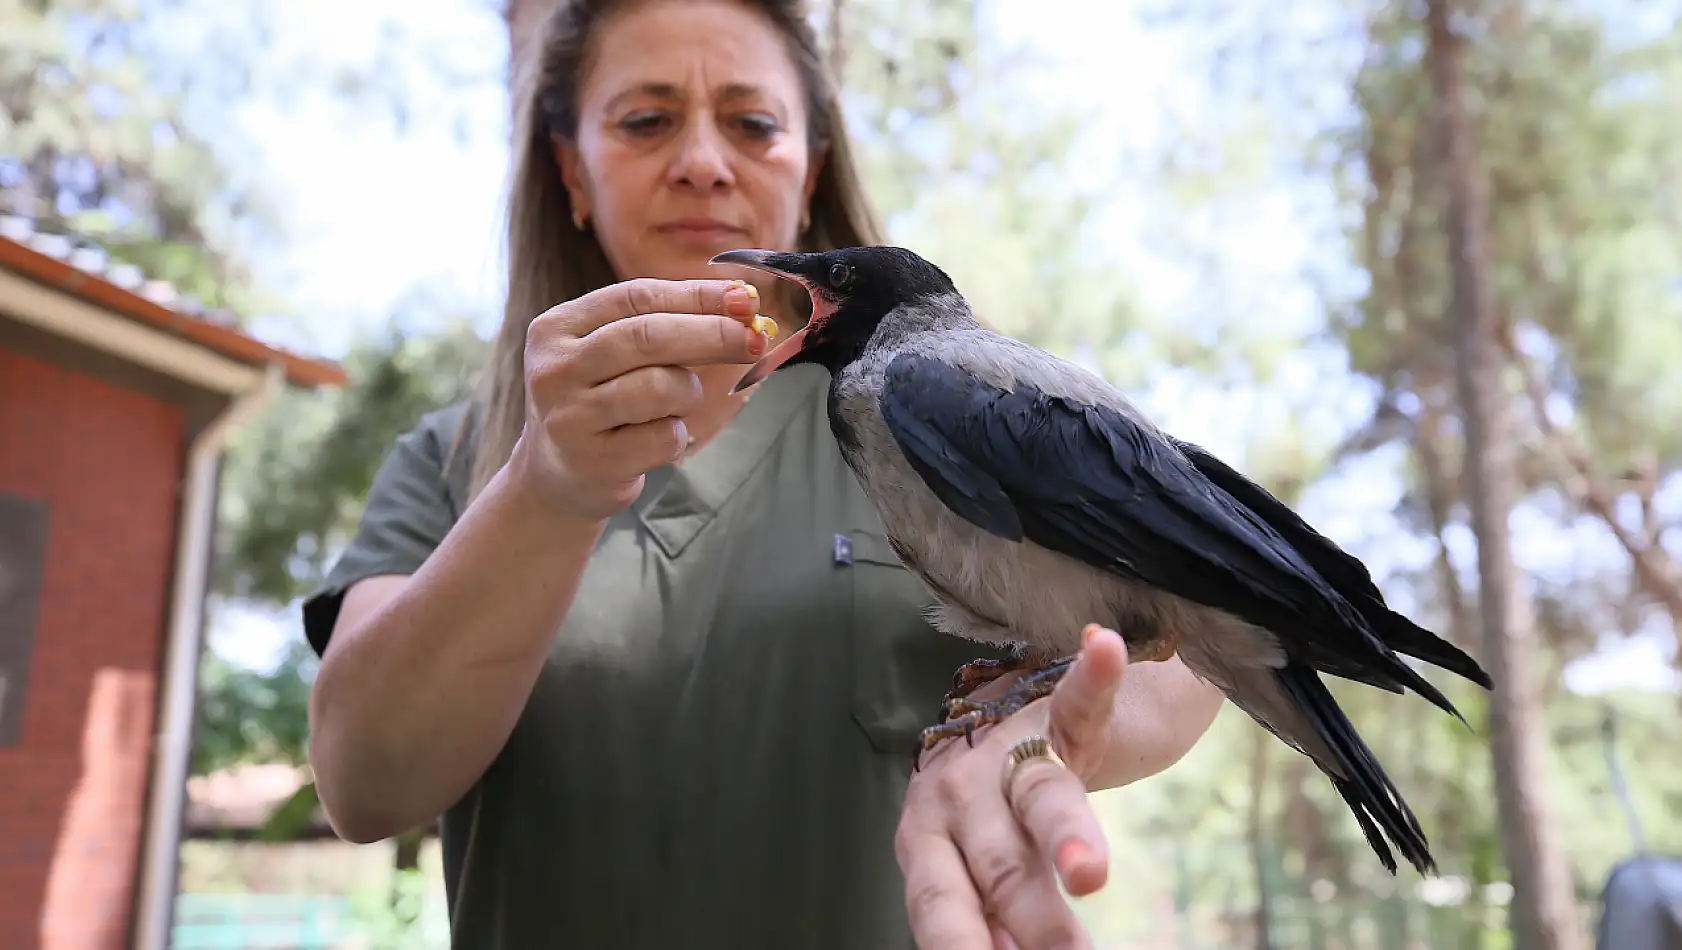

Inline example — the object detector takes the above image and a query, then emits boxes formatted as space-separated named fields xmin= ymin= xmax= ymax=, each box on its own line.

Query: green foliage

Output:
xmin=827 ymin=0 xmax=1156 ymax=382
xmin=216 ymin=310 xmax=488 ymax=604
xmin=192 ymin=636 xmax=315 ymax=776
xmin=344 ymin=867 xmax=443 ymax=950
xmin=259 ymin=782 xmax=323 ymax=843
xmin=0 ymin=0 xmax=273 ymax=314
xmin=1344 ymin=1 xmax=1682 ymax=474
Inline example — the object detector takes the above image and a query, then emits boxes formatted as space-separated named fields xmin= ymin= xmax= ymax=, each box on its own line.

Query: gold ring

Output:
xmin=1000 ymin=734 xmax=1068 ymax=801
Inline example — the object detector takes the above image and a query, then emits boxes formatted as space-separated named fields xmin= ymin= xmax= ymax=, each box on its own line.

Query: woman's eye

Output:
xmin=619 ymin=111 xmax=672 ymax=136
xmin=733 ymin=113 xmax=783 ymax=139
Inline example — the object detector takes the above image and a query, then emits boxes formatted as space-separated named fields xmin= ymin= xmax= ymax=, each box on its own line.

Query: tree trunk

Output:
xmin=1416 ymin=419 xmax=1493 ymax=950
xmin=1247 ymin=739 xmax=1275 ymax=950
xmin=1423 ymin=2 xmax=1583 ymax=948
xmin=394 ymin=827 xmax=425 ymax=872
xmin=1414 ymin=408 xmax=1470 ymax=637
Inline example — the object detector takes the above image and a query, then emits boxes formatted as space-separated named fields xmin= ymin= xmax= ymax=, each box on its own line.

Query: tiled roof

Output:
xmin=185 ymin=763 xmax=314 ymax=831
xmin=183 ymin=763 xmax=438 ymax=841
xmin=0 ymin=215 xmax=347 ymax=388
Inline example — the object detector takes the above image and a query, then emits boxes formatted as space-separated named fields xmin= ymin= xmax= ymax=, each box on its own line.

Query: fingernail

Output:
xmin=1057 ymin=838 xmax=1109 ymax=896
xmin=726 ymin=282 xmax=757 ymax=316
xmin=747 ymin=326 xmax=768 ymax=354
xmin=751 ymin=314 xmax=779 ymax=339
xmin=673 ymin=419 xmax=690 ymax=457
xmin=1056 ymin=838 xmax=1094 ymax=875
xmin=1081 ymin=624 xmax=1103 ymax=649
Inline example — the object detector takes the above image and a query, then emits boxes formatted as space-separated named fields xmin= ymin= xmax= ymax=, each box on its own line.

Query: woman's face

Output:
xmin=556 ymin=0 xmax=821 ymax=289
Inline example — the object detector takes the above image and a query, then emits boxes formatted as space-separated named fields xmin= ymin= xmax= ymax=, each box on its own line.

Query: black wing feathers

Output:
xmin=876 ymin=352 xmax=1472 ymax=717
xmin=881 ymin=355 xmax=1354 ymax=634
xmin=876 ymin=373 xmax=1024 ymax=541
xmin=1170 ymin=437 xmax=1493 ymax=691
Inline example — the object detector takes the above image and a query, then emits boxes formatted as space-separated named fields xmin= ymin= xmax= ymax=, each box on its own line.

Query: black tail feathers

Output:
xmin=1277 ymin=662 xmax=1437 ymax=877
xmin=1375 ymin=608 xmax=1494 ymax=691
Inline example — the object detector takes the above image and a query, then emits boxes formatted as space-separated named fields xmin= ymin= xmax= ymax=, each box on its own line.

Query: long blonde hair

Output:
xmin=453 ymin=0 xmax=884 ymax=500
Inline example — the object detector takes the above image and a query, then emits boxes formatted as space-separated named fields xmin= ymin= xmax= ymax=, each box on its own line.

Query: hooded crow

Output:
xmin=711 ymin=245 xmax=1493 ymax=877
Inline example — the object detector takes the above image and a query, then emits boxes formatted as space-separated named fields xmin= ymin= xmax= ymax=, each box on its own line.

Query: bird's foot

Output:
xmin=913 ymin=657 xmax=1076 ymax=770
xmin=939 ymin=655 xmax=1034 ymax=712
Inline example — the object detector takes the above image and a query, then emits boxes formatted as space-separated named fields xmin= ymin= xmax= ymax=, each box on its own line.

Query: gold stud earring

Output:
xmin=799 ymin=211 xmax=810 ymax=233
xmin=572 ymin=210 xmax=587 ymax=231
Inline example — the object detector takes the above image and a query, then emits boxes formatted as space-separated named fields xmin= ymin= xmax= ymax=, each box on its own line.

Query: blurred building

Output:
xmin=0 ymin=218 xmax=345 ymax=950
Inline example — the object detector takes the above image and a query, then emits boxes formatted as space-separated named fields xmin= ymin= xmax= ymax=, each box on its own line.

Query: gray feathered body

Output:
xmin=727 ymin=242 xmax=1491 ymax=877
xmin=826 ymin=295 xmax=1328 ymax=763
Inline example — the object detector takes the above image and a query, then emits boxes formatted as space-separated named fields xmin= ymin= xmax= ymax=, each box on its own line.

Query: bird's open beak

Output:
xmin=711 ymin=248 xmax=815 ymax=393
xmin=731 ymin=325 xmax=810 ymax=393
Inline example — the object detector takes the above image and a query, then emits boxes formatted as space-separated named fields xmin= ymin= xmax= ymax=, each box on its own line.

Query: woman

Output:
xmin=301 ymin=0 xmax=1227 ymax=947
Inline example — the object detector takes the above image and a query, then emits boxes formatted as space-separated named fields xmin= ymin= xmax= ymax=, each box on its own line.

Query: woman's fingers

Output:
xmin=930 ymin=755 xmax=1091 ymax=950
xmin=576 ymin=311 xmax=770 ymax=385
xmin=948 ymin=800 xmax=1090 ymax=950
xmin=1007 ymin=625 xmax=1126 ymax=896
xmin=898 ymin=829 xmax=994 ymax=950
xmin=512 ymin=276 xmax=771 ymax=522
xmin=896 ymin=630 xmax=1133 ymax=949
xmin=525 ymin=276 xmax=766 ymax=396
xmin=538 ymin=277 xmax=759 ymax=340
xmin=597 ymin=416 xmax=691 ymax=471
xmin=584 ymin=365 xmax=706 ymax=430
xmin=964 ymin=626 xmax=1129 ymax=941
xmin=1002 ymin=756 xmax=1110 ymax=897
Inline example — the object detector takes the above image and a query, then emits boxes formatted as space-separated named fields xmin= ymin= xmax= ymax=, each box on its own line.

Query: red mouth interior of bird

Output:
xmin=729 ymin=269 xmax=835 ymax=393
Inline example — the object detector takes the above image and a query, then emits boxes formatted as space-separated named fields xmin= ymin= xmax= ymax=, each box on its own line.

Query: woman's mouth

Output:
xmin=656 ymin=218 xmax=745 ymax=243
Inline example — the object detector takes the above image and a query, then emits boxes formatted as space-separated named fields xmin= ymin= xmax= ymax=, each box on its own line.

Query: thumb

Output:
xmin=1048 ymin=624 xmax=1128 ymax=769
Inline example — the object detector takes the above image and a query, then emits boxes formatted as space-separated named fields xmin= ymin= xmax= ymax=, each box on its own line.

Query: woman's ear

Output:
xmin=551 ymin=132 xmax=591 ymax=225
xmin=797 ymin=151 xmax=824 ymax=235
xmin=802 ymin=150 xmax=824 ymax=208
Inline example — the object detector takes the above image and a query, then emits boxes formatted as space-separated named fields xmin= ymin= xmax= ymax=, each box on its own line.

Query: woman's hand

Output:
xmin=895 ymin=627 xmax=1130 ymax=950
xmin=514 ymin=277 xmax=770 ymax=522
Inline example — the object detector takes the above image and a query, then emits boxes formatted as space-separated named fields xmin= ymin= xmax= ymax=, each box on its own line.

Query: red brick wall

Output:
xmin=0 ymin=347 xmax=184 ymax=950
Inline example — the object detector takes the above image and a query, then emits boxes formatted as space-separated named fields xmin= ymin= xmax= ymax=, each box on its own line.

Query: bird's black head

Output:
xmin=711 ymin=245 xmax=957 ymax=392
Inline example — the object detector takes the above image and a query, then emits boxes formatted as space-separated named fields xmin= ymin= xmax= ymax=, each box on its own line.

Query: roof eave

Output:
xmin=0 ymin=235 xmax=348 ymax=390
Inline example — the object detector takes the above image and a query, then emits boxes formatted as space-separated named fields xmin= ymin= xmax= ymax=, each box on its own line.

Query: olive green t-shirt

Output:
xmin=300 ymin=363 xmax=1005 ymax=949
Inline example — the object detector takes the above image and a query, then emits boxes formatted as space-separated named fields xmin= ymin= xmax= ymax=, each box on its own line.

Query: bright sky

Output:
xmin=209 ymin=0 xmax=1679 ymax=696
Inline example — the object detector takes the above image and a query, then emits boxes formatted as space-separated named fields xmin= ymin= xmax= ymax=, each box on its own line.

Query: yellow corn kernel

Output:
xmin=751 ymin=314 xmax=779 ymax=339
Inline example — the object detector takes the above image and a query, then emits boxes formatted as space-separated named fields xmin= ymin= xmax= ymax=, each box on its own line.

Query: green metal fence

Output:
xmin=173 ymin=891 xmax=452 ymax=950
xmin=173 ymin=894 xmax=355 ymax=949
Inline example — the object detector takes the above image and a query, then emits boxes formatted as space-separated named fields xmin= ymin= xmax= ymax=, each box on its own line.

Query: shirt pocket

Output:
xmin=844 ymin=528 xmax=1000 ymax=757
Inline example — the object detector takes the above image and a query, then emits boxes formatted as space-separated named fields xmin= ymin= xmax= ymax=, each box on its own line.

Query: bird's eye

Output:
xmin=828 ymin=262 xmax=853 ymax=288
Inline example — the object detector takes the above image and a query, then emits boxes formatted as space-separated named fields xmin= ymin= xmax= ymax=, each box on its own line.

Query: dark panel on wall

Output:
xmin=0 ymin=493 xmax=50 ymax=747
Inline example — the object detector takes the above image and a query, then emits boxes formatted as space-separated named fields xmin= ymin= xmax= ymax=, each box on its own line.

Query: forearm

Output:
xmin=308 ymin=452 xmax=602 ymax=842
xmin=1088 ymin=656 xmax=1224 ymax=790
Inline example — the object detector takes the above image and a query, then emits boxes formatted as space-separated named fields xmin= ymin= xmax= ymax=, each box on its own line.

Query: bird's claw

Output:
xmin=912 ymin=657 xmax=1076 ymax=771
xmin=939 ymin=655 xmax=1031 ymax=712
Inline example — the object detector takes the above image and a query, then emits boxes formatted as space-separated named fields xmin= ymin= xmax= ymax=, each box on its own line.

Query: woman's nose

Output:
xmin=668 ymin=120 xmax=735 ymax=191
